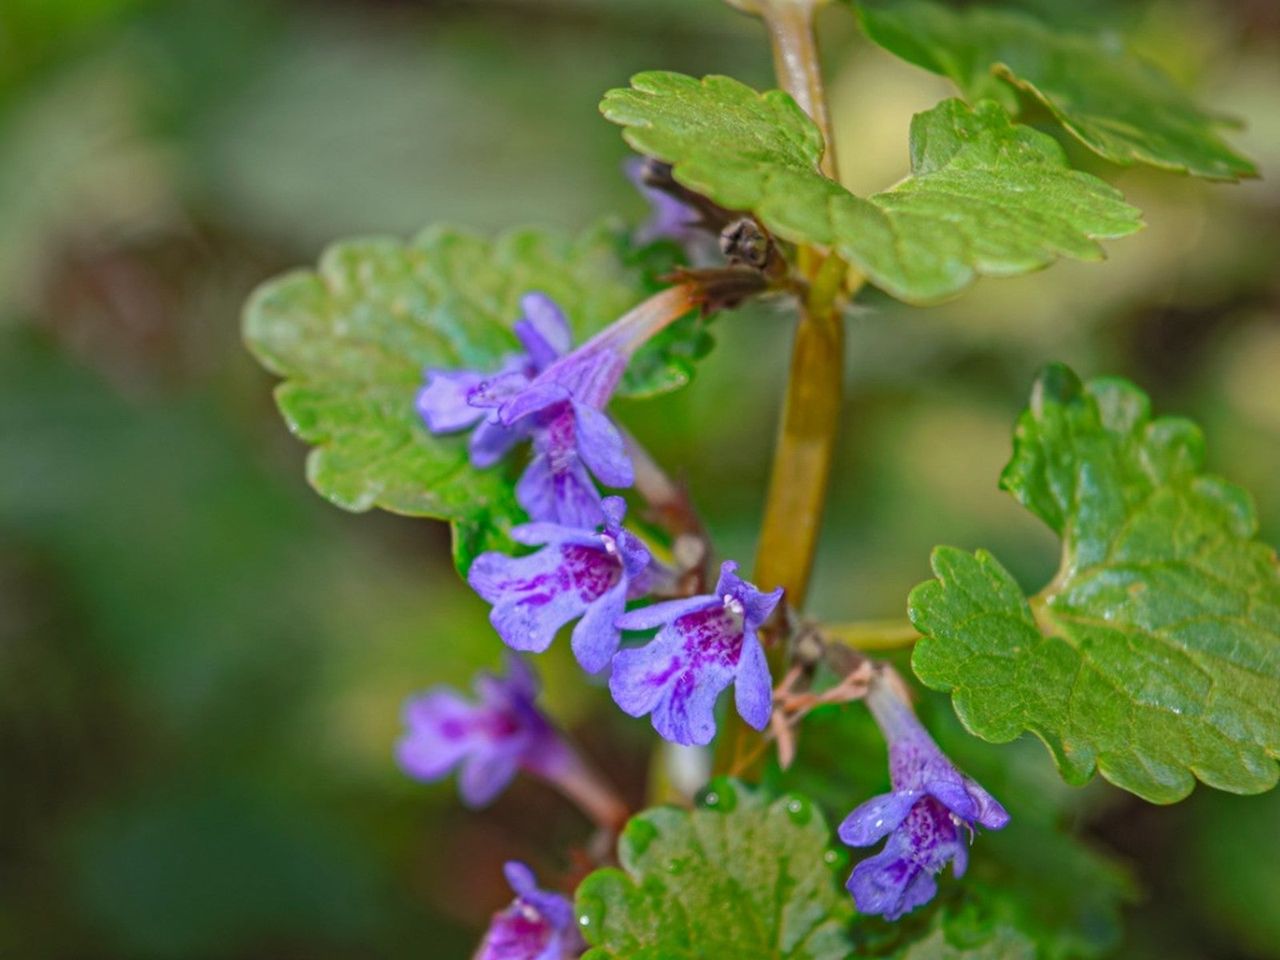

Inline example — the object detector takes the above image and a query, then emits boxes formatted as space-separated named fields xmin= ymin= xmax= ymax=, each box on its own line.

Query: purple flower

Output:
xmin=838 ymin=678 xmax=1010 ymax=920
xmin=475 ymin=861 xmax=585 ymax=960
xmin=496 ymin=285 xmax=697 ymax=528
xmin=468 ymin=496 xmax=653 ymax=674
xmin=416 ymin=292 xmax=572 ymax=469
xmin=396 ymin=655 xmax=571 ymax=807
xmin=608 ymin=561 xmax=781 ymax=747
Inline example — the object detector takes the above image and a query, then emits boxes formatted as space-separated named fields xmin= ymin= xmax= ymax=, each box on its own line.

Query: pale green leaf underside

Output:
xmin=853 ymin=0 xmax=1257 ymax=181
xmin=575 ymin=779 xmax=852 ymax=959
xmin=601 ymin=73 xmax=1141 ymax=304
xmin=243 ymin=224 xmax=694 ymax=569
xmin=910 ymin=364 xmax=1280 ymax=803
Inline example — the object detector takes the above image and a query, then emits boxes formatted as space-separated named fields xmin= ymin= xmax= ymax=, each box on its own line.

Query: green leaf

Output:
xmin=852 ymin=0 xmax=1257 ymax=181
xmin=601 ymin=73 xmax=1141 ymax=304
xmin=574 ymin=778 xmax=853 ymax=960
xmin=243 ymin=223 xmax=703 ymax=571
xmin=910 ymin=364 xmax=1280 ymax=803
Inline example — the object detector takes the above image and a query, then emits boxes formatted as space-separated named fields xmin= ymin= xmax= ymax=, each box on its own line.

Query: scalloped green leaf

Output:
xmin=601 ymin=73 xmax=1141 ymax=304
xmin=243 ymin=223 xmax=705 ymax=571
xmin=910 ymin=364 xmax=1280 ymax=804
xmin=852 ymin=0 xmax=1257 ymax=181
xmin=574 ymin=778 xmax=853 ymax=960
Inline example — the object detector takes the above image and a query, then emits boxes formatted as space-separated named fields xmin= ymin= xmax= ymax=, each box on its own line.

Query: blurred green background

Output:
xmin=1 ymin=0 xmax=1278 ymax=957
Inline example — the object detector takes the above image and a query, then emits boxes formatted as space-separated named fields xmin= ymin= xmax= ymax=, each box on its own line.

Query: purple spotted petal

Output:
xmin=469 ymin=533 xmax=628 ymax=674
xmin=572 ymin=401 xmax=633 ymax=488
xmin=469 ymin=550 xmax=582 ymax=654
xmin=615 ymin=596 xmax=716 ymax=632
xmin=417 ymin=370 xmax=488 ymax=433
xmin=733 ymin=628 xmax=772 ymax=731
xmin=515 ymin=293 xmax=572 ymax=370
xmin=609 ymin=601 xmax=748 ymax=747
xmin=517 ymin=453 xmax=605 ymax=528
xmin=837 ymin=790 xmax=923 ymax=847
xmin=847 ymin=839 xmax=939 ymax=923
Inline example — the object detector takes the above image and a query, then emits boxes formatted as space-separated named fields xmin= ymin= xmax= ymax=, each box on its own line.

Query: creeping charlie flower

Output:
xmin=609 ymin=560 xmax=782 ymax=747
xmin=474 ymin=861 xmax=585 ymax=960
xmin=467 ymin=496 xmax=654 ymax=674
xmin=396 ymin=655 xmax=571 ymax=807
xmin=838 ymin=677 xmax=1010 ymax=920
xmin=417 ymin=292 xmax=571 ymax=469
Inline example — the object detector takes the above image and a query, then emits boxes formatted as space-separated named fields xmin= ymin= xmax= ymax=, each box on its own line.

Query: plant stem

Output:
xmin=822 ymin=618 xmax=921 ymax=651
xmin=713 ymin=0 xmax=846 ymax=778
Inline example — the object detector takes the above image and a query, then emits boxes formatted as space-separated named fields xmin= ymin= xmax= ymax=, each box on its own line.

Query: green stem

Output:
xmin=822 ymin=618 xmax=921 ymax=651
xmin=713 ymin=0 xmax=846 ymax=778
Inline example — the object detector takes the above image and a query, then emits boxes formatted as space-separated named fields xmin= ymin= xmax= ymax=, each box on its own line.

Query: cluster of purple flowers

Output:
xmin=411 ymin=290 xmax=780 ymax=751
xmin=398 ymin=194 xmax=1008 ymax=944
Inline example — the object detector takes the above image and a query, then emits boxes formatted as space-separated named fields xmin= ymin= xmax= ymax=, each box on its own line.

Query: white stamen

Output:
xmin=723 ymin=594 xmax=745 ymax=616
xmin=600 ymin=533 xmax=618 ymax=555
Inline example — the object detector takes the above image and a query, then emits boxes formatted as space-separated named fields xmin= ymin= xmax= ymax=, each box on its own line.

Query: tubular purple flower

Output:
xmin=474 ymin=861 xmax=585 ymax=960
xmin=396 ymin=655 xmax=575 ymax=807
xmin=467 ymin=496 xmax=655 ymax=674
xmin=416 ymin=292 xmax=571 ymax=469
xmin=608 ymin=560 xmax=782 ymax=747
xmin=496 ymin=285 xmax=698 ymax=528
xmin=838 ymin=674 xmax=1010 ymax=921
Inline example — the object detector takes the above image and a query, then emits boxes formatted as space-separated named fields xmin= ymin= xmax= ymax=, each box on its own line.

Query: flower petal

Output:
xmin=469 ymin=417 xmax=526 ymax=469
xmin=509 ymin=522 xmax=599 ymax=548
xmin=733 ymin=628 xmax=773 ymax=731
xmin=500 ymin=381 xmax=570 ymax=426
xmin=516 ymin=292 xmax=573 ymax=368
xmin=846 ymin=838 xmax=938 ymax=921
xmin=572 ymin=401 xmax=633 ymax=488
xmin=516 ymin=453 xmax=604 ymax=528
xmin=571 ymin=578 xmax=628 ymax=674
xmin=837 ymin=790 xmax=923 ymax=847
xmin=615 ymin=595 xmax=715 ymax=632
xmin=396 ymin=690 xmax=478 ymax=782
xmin=650 ymin=663 xmax=734 ymax=746
xmin=468 ymin=549 xmax=592 ymax=653
xmin=416 ymin=369 xmax=487 ymax=433
xmin=713 ymin=560 xmax=783 ymax=627
xmin=608 ymin=630 xmax=683 ymax=720
xmin=458 ymin=750 xmax=520 ymax=808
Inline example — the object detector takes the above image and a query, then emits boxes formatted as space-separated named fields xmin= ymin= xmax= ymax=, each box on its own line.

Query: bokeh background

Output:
xmin=2 ymin=0 xmax=1278 ymax=957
